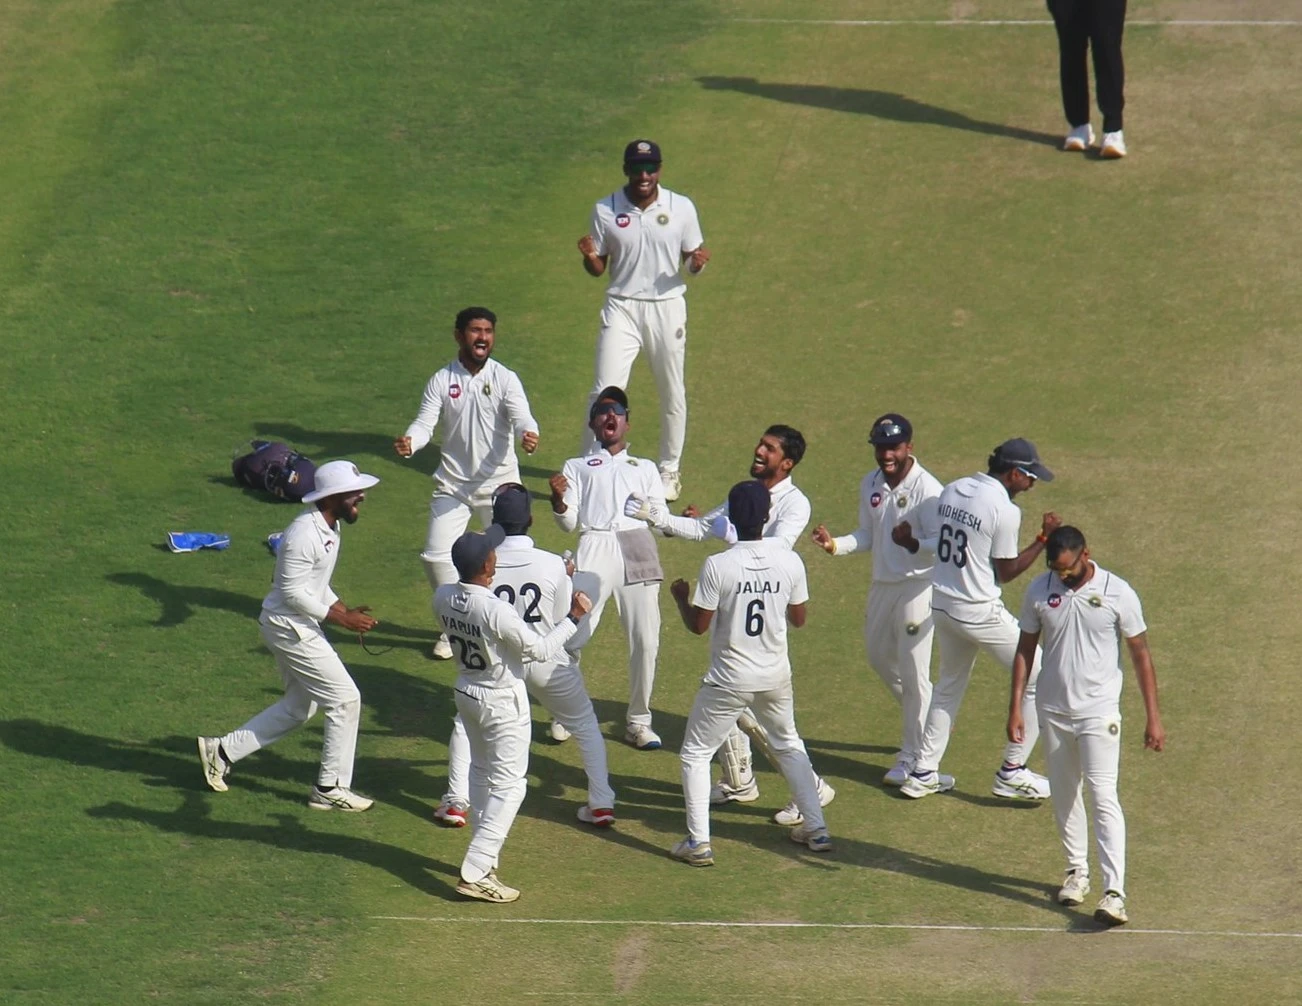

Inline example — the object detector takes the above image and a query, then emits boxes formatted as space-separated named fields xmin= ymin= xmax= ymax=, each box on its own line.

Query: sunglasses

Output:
xmin=1015 ymin=466 xmax=1039 ymax=482
xmin=625 ymin=163 xmax=660 ymax=176
xmin=592 ymin=402 xmax=628 ymax=417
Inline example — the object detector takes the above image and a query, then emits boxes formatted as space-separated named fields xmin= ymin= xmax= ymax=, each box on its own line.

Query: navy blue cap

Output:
xmin=991 ymin=438 xmax=1055 ymax=482
xmin=451 ymin=525 xmax=506 ymax=581
xmin=590 ymin=385 xmax=630 ymax=420
xmin=623 ymin=139 xmax=661 ymax=165
xmin=727 ymin=480 xmax=771 ymax=530
xmin=491 ymin=483 xmax=532 ymax=528
xmin=869 ymin=413 xmax=913 ymax=447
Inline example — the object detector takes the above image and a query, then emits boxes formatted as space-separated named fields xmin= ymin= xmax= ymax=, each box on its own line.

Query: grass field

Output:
xmin=4 ymin=0 xmax=1302 ymax=1002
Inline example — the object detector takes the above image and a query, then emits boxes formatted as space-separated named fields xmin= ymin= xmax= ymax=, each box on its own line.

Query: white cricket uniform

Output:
xmin=443 ymin=535 xmax=616 ymax=811
xmin=585 ymin=186 xmax=704 ymax=473
xmin=403 ymin=357 xmax=539 ymax=588
xmin=221 ymin=509 xmax=362 ymax=789
xmin=433 ymin=581 xmax=579 ymax=884
xmin=830 ymin=459 xmax=943 ymax=766
xmin=660 ymin=477 xmax=811 ymax=549
xmin=914 ymin=472 xmax=1042 ymax=773
xmin=554 ymin=447 xmax=666 ymax=728
xmin=1021 ymin=564 xmax=1147 ymax=898
xmin=680 ymin=539 xmax=825 ymax=844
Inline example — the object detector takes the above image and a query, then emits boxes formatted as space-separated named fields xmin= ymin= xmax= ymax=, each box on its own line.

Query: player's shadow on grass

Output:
xmin=696 ymin=76 xmax=1059 ymax=148
xmin=88 ymin=793 xmax=460 ymax=897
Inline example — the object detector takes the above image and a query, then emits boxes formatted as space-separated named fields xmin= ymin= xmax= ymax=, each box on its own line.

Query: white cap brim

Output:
xmin=301 ymin=473 xmax=380 ymax=503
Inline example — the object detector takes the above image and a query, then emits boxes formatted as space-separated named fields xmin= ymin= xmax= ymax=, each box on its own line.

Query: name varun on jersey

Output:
xmin=439 ymin=615 xmax=484 ymax=638
xmin=938 ymin=503 xmax=983 ymax=531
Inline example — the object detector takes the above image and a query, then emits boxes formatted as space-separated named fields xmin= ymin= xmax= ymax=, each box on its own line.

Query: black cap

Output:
xmin=869 ymin=413 xmax=913 ymax=446
xmin=991 ymin=438 xmax=1055 ymax=482
xmin=727 ymin=480 xmax=771 ymax=530
xmin=623 ymin=139 xmax=662 ymax=165
xmin=491 ymin=483 xmax=532 ymax=528
xmin=451 ymin=525 xmax=506 ymax=581
xmin=589 ymin=385 xmax=630 ymax=420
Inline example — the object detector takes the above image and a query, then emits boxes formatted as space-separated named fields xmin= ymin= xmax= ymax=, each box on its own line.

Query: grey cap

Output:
xmin=991 ymin=438 xmax=1055 ymax=482
xmin=451 ymin=525 xmax=506 ymax=581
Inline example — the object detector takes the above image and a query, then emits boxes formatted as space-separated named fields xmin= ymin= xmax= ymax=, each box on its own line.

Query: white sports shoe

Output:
xmin=1100 ymin=130 xmax=1127 ymax=159
xmin=577 ymin=805 xmax=615 ymax=827
xmin=308 ymin=786 xmax=374 ymax=812
xmin=1063 ymin=123 xmax=1095 ymax=151
xmin=900 ymin=770 xmax=956 ymax=799
xmin=549 ymin=720 xmax=571 ymax=743
xmin=457 ymin=870 xmax=520 ymax=903
xmin=431 ymin=635 xmax=454 ymax=660
xmin=1094 ymin=891 xmax=1128 ymax=926
xmin=669 ymin=837 xmax=715 ymax=867
xmin=197 ymin=736 xmax=229 ymax=793
xmin=709 ymin=777 xmax=760 ymax=804
xmin=882 ymin=756 xmax=913 ymax=787
xmin=433 ymin=797 xmax=469 ymax=827
xmin=1058 ymin=869 xmax=1091 ymax=906
xmin=772 ymin=777 xmax=836 ymax=825
xmin=992 ymin=766 xmax=1051 ymax=800
xmin=660 ymin=470 xmax=682 ymax=502
xmin=789 ymin=824 xmax=834 ymax=853
xmin=624 ymin=724 xmax=662 ymax=750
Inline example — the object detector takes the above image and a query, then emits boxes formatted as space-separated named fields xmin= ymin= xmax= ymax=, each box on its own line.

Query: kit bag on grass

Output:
xmin=231 ymin=440 xmax=317 ymax=502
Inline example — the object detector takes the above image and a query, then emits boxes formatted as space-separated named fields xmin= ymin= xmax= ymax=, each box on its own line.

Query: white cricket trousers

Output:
xmin=585 ymin=294 xmax=688 ymax=472
xmin=914 ymin=603 xmax=1042 ymax=774
xmin=570 ymin=530 xmax=661 ymax=728
xmin=444 ymin=656 xmax=616 ymax=809
xmin=681 ymin=680 xmax=825 ymax=844
xmin=1041 ymin=707 xmax=1127 ymax=897
xmin=454 ymin=678 xmax=532 ymax=884
xmin=420 ymin=490 xmax=493 ymax=591
xmin=863 ymin=579 xmax=935 ymax=765
xmin=221 ymin=614 xmax=362 ymax=789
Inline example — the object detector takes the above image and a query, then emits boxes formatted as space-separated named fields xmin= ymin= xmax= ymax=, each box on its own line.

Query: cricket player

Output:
xmin=577 ymin=139 xmax=710 ymax=501
xmin=901 ymin=438 xmax=1062 ymax=800
xmin=812 ymin=413 xmax=944 ymax=787
xmin=628 ymin=424 xmax=835 ymax=824
xmin=394 ymin=306 xmax=540 ymax=659
xmin=550 ymin=386 xmax=668 ymax=750
xmin=668 ymin=480 xmax=831 ymax=867
xmin=198 ymin=460 xmax=381 ymax=811
xmin=1009 ymin=526 xmax=1165 ymax=927
xmin=435 ymin=526 xmax=594 ymax=903
xmin=433 ymin=483 xmax=616 ymax=829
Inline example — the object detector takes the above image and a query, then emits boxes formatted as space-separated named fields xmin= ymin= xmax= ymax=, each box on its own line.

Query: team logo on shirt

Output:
xmin=615 ymin=213 xmax=631 ymax=228
xmin=482 ymin=383 xmax=492 ymax=395
xmin=586 ymin=457 xmax=604 ymax=467
xmin=1048 ymin=594 xmax=1063 ymax=608
xmin=1108 ymin=722 xmax=1120 ymax=736
xmin=1088 ymin=595 xmax=1103 ymax=607
xmin=656 ymin=213 xmax=669 ymax=225
xmin=897 ymin=494 xmax=909 ymax=508
xmin=869 ymin=492 xmax=882 ymax=508
xmin=324 ymin=540 xmax=335 ymax=552
xmin=449 ymin=384 xmax=462 ymax=399
xmin=905 ymin=622 xmax=920 ymax=636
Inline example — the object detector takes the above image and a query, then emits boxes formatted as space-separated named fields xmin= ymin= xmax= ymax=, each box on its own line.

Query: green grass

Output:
xmin=4 ymin=0 xmax=1302 ymax=1002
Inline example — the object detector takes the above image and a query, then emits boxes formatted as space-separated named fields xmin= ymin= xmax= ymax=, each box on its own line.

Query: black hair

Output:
xmin=734 ymin=524 xmax=765 ymax=541
xmin=987 ymin=453 xmax=1018 ymax=476
xmin=455 ymin=306 xmax=497 ymax=331
xmin=1046 ymin=526 xmax=1087 ymax=562
xmin=764 ymin=425 xmax=806 ymax=467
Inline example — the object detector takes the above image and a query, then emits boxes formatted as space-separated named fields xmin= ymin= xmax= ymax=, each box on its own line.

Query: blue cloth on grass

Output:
xmin=167 ymin=532 xmax=231 ymax=553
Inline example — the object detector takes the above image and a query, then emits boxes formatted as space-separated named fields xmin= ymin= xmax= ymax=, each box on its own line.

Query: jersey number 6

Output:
xmin=744 ymin=598 xmax=765 ymax=637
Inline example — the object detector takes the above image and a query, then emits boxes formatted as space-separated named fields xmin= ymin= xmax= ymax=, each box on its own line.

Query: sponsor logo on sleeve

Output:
xmin=449 ymin=384 xmax=462 ymax=399
xmin=1048 ymin=594 xmax=1063 ymax=608
xmin=869 ymin=492 xmax=882 ymax=508
xmin=586 ymin=457 xmax=604 ymax=467
xmin=615 ymin=213 xmax=631 ymax=228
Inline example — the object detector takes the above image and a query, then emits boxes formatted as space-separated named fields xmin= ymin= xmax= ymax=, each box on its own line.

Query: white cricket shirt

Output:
xmin=491 ymin=535 xmax=571 ymax=660
xmin=930 ymin=472 xmax=1023 ymax=615
xmin=403 ymin=357 xmax=539 ymax=503
xmin=831 ymin=458 xmax=943 ymax=583
xmin=1020 ymin=564 xmax=1147 ymax=717
xmin=661 ymin=478 xmax=811 ymax=549
xmin=262 ymin=509 xmax=341 ymax=624
xmin=433 ymin=582 xmax=578 ymax=688
xmin=692 ymin=539 xmax=810 ymax=692
xmin=590 ymin=186 xmax=704 ymax=301
xmin=554 ymin=447 xmax=666 ymax=534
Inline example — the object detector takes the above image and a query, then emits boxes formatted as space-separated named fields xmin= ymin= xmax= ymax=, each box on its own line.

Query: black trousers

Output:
xmin=1047 ymin=0 xmax=1127 ymax=132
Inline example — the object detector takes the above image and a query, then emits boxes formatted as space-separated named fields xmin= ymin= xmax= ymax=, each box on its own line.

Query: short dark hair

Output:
xmin=455 ymin=306 xmax=497 ymax=331
xmin=1046 ymin=526 xmax=1086 ymax=562
xmin=764 ymin=425 xmax=806 ymax=467
xmin=987 ymin=453 xmax=1016 ymax=476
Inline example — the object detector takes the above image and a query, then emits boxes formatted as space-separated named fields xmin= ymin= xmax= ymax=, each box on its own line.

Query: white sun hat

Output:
xmin=301 ymin=460 xmax=380 ymax=503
